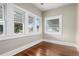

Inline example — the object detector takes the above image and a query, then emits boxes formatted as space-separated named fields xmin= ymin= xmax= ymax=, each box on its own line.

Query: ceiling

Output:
xmin=33 ymin=3 xmax=70 ymax=11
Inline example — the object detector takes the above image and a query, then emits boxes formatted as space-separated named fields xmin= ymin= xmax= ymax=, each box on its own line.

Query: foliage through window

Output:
xmin=14 ymin=8 xmax=25 ymax=34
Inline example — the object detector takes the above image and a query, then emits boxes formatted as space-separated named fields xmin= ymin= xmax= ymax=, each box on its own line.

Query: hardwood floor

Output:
xmin=15 ymin=41 xmax=79 ymax=56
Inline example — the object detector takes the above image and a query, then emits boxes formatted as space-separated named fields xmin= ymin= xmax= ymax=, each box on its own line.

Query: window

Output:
xmin=28 ymin=16 xmax=34 ymax=32
xmin=46 ymin=19 xmax=59 ymax=32
xmin=28 ymin=15 xmax=42 ymax=34
xmin=35 ymin=17 xmax=40 ymax=32
xmin=0 ymin=4 xmax=5 ymax=35
xmin=0 ymin=4 xmax=42 ymax=40
xmin=14 ymin=8 xmax=25 ymax=34
xmin=45 ymin=15 xmax=62 ymax=34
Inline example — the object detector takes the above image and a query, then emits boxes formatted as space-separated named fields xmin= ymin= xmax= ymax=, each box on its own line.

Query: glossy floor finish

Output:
xmin=15 ymin=41 xmax=79 ymax=56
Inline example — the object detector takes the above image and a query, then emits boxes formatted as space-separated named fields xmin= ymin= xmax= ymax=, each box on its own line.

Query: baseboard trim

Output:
xmin=43 ymin=39 xmax=79 ymax=52
xmin=1 ymin=39 xmax=78 ymax=56
xmin=43 ymin=39 xmax=76 ymax=47
xmin=1 ymin=39 xmax=43 ymax=56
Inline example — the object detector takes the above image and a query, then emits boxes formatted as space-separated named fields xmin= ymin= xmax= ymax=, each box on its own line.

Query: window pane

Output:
xmin=14 ymin=8 xmax=25 ymax=23
xmin=14 ymin=23 xmax=23 ymax=33
xmin=46 ymin=19 xmax=59 ymax=32
xmin=0 ymin=25 xmax=3 ymax=34
xmin=0 ymin=22 xmax=3 ymax=34
xmin=14 ymin=8 xmax=25 ymax=34
xmin=0 ymin=5 xmax=4 ymax=35
xmin=35 ymin=18 xmax=40 ymax=32
xmin=0 ymin=6 xmax=2 ymax=20
xmin=14 ymin=11 xmax=23 ymax=23
xmin=28 ymin=16 xmax=34 ymax=32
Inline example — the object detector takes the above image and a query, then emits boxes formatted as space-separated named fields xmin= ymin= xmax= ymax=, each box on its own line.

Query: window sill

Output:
xmin=0 ymin=32 xmax=42 ymax=40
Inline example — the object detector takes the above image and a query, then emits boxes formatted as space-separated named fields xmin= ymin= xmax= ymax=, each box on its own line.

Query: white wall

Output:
xmin=0 ymin=3 xmax=78 ymax=55
xmin=15 ymin=3 xmax=42 ymax=17
xmin=0 ymin=3 xmax=42 ymax=55
xmin=0 ymin=35 xmax=42 ymax=55
xmin=76 ymin=4 xmax=79 ymax=46
xmin=43 ymin=4 xmax=77 ymax=43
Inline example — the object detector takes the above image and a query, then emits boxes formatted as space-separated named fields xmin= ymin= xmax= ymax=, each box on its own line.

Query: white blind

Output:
xmin=0 ymin=6 xmax=2 ymax=20
xmin=14 ymin=9 xmax=25 ymax=23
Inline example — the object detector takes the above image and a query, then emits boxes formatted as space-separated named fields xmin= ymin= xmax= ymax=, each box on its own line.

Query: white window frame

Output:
xmin=27 ymin=13 xmax=35 ymax=34
xmin=13 ymin=5 xmax=42 ymax=36
xmin=0 ymin=4 xmax=42 ymax=40
xmin=0 ymin=4 xmax=5 ymax=36
xmin=27 ymin=12 xmax=42 ymax=35
xmin=45 ymin=15 xmax=63 ymax=35
xmin=34 ymin=16 xmax=42 ymax=33
xmin=13 ymin=5 xmax=25 ymax=35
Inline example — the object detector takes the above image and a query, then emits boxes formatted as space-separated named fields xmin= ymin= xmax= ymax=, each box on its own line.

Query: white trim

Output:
xmin=0 ymin=4 xmax=42 ymax=40
xmin=0 ymin=4 xmax=5 ymax=35
xmin=43 ymin=39 xmax=76 ymax=47
xmin=34 ymin=17 xmax=42 ymax=33
xmin=75 ymin=45 xmax=79 ymax=52
xmin=13 ymin=5 xmax=27 ymax=13
xmin=1 ymin=39 xmax=43 ymax=56
xmin=43 ymin=39 xmax=79 ymax=52
xmin=13 ymin=4 xmax=42 ymax=40
xmin=2 ymin=4 xmax=6 ymax=35
xmin=0 ymin=32 xmax=42 ymax=40
xmin=14 ymin=4 xmax=42 ymax=33
xmin=1 ymin=39 xmax=78 ymax=56
xmin=45 ymin=15 xmax=63 ymax=35
xmin=14 ymin=5 xmax=25 ymax=34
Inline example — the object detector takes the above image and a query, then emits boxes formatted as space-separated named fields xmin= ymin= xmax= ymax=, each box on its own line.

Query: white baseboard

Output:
xmin=43 ymin=39 xmax=79 ymax=52
xmin=1 ymin=39 xmax=43 ymax=56
xmin=43 ymin=39 xmax=76 ymax=47
xmin=1 ymin=39 xmax=78 ymax=56
xmin=74 ymin=45 xmax=79 ymax=51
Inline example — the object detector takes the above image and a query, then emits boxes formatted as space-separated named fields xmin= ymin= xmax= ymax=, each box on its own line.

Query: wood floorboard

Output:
xmin=14 ymin=41 xmax=79 ymax=56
